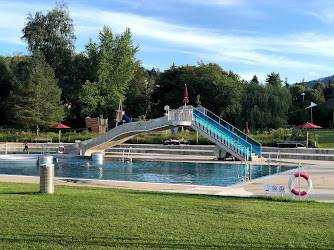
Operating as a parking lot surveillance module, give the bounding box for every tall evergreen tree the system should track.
[6,51,64,133]
[250,75,259,84]
[266,72,283,87]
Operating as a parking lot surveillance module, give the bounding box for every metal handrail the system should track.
[195,107,262,156]
[193,109,253,148]
[193,112,251,159]
[0,143,7,154]
[203,108,262,148]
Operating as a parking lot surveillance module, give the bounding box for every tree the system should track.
[124,62,150,118]
[6,51,64,133]
[240,81,291,129]
[324,79,334,100]
[266,72,282,87]
[153,63,243,123]
[250,75,259,84]
[21,2,77,104]
[21,2,76,70]
[79,26,139,118]
[284,78,289,88]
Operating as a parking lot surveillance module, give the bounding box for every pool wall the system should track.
[0,142,75,154]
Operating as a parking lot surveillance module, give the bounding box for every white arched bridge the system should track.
[65,106,262,161]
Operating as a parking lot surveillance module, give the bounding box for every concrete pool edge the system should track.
[0,153,334,203]
[1,163,334,203]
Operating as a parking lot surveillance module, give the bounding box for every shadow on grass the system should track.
[0,234,240,249]
[0,191,42,195]
[120,189,323,203]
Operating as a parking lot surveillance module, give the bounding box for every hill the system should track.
[306,75,334,88]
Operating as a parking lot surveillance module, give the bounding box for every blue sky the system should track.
[1,0,334,84]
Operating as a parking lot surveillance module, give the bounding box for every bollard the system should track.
[39,155,53,165]
[40,164,54,193]
[92,152,104,164]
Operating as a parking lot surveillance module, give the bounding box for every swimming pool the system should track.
[0,158,295,186]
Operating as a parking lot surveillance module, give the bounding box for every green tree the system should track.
[124,62,150,118]
[240,81,291,129]
[21,2,76,70]
[6,51,64,133]
[266,72,283,87]
[250,75,259,84]
[153,63,243,123]
[79,26,139,118]
[284,78,289,88]
[324,79,334,100]
[0,53,30,124]
[21,2,77,105]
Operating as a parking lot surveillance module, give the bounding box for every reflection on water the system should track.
[0,159,295,187]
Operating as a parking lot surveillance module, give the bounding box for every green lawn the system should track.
[312,129,334,148]
[0,183,333,249]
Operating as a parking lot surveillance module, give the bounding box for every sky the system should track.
[1,0,334,84]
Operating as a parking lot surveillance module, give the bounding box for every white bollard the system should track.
[92,152,104,164]
[39,155,53,165]
[40,164,54,193]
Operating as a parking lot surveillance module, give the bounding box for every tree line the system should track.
[0,3,333,132]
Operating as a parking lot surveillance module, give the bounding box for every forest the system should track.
[0,3,334,133]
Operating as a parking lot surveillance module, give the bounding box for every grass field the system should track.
[0,182,333,249]
[313,129,334,148]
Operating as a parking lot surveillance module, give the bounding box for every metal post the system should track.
[306,131,309,148]
[311,107,313,124]
[298,163,301,200]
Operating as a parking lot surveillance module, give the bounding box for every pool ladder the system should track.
[122,147,133,163]
[41,145,51,154]
[238,152,252,182]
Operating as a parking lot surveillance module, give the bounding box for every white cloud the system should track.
[1,0,334,78]
[69,5,334,73]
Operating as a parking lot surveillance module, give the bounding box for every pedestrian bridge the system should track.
[65,106,262,161]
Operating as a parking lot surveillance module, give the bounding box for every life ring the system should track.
[288,172,312,196]
[57,146,65,154]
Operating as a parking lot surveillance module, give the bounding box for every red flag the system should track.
[183,84,189,104]
[245,122,249,135]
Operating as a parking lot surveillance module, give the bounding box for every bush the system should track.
[251,128,291,147]
[291,129,318,148]
[0,127,99,143]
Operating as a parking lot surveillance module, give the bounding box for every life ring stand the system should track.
[57,146,65,154]
[288,172,312,196]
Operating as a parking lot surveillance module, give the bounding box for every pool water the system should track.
[0,159,295,186]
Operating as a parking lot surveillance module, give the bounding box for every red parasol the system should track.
[183,84,189,104]
[50,123,71,142]
[245,122,249,135]
[50,123,70,129]
[295,122,322,129]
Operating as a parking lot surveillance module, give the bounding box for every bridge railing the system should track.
[197,108,262,157]
[167,106,193,122]
[193,110,251,160]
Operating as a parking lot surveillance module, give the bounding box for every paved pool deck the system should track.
[0,156,333,203]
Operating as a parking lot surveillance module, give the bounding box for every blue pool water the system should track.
[0,158,295,186]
